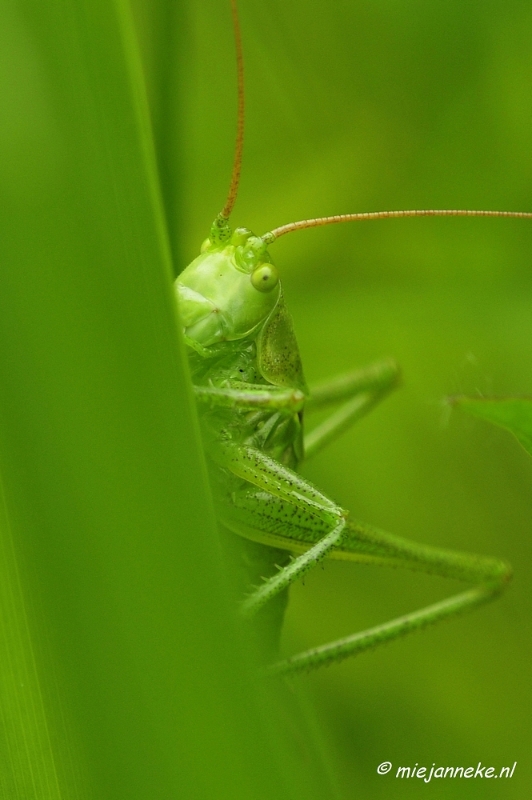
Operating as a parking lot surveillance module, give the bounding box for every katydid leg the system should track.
[216,444,349,615]
[266,583,506,677]
[306,359,400,411]
[304,392,386,460]
[217,443,510,673]
[304,360,400,460]
[194,382,304,411]
[263,515,510,675]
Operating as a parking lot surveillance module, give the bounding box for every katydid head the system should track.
[175,0,279,353]
[176,228,280,351]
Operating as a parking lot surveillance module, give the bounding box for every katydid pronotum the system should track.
[176,0,529,676]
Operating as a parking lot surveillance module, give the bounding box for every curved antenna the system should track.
[262,208,532,243]
[212,0,244,241]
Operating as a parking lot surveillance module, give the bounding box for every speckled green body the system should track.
[190,342,300,653]
[175,226,510,676]
[177,230,308,656]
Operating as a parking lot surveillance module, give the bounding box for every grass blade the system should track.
[0,2,326,797]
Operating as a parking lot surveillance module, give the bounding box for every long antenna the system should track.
[212,0,244,241]
[262,208,532,243]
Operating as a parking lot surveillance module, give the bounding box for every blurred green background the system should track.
[2,0,529,797]
[173,0,532,797]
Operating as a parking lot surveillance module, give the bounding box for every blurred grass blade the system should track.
[0,479,63,798]
[454,396,532,457]
[0,2,322,798]
[129,0,186,270]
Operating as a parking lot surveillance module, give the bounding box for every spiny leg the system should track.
[240,518,346,619]
[201,372,510,675]
[222,439,510,590]
[194,359,398,416]
[265,587,503,678]
[217,446,510,674]
[230,483,509,603]
[215,443,349,618]
[194,361,399,460]
[264,515,511,676]
[304,359,400,460]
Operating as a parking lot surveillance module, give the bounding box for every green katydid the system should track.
[176,0,529,676]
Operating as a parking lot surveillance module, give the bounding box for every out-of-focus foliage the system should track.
[456,397,532,456]
[177,1,532,798]
[3,0,529,797]
[0,2,332,798]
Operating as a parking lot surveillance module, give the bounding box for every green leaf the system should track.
[0,2,330,798]
[454,397,532,457]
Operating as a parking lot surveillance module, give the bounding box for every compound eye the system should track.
[251,263,279,293]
